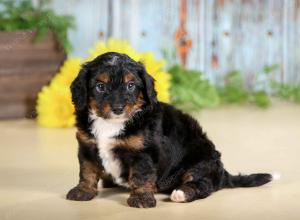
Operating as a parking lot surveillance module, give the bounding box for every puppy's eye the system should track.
[96,82,106,92]
[127,81,136,91]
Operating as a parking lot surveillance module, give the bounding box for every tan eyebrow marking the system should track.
[123,72,135,83]
[97,73,110,83]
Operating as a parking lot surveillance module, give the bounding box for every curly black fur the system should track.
[66,52,273,208]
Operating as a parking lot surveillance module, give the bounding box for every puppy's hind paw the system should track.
[170,190,186,203]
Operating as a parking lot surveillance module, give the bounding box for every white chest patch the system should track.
[89,112,128,187]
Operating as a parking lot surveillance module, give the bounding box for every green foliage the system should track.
[263,64,300,104]
[166,52,300,110]
[0,0,75,53]
[168,65,276,110]
[260,64,300,105]
[272,82,300,103]
[218,70,271,108]
[252,91,271,108]
[218,71,249,103]
[168,65,220,111]
[263,64,280,75]
[161,47,177,69]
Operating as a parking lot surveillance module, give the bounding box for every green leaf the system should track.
[253,91,271,108]
[263,64,279,74]
[0,0,75,53]
[218,71,249,103]
[169,65,220,111]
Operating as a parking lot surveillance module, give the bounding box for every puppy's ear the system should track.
[138,63,158,107]
[70,66,89,111]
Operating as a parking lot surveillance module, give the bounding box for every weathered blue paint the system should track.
[51,0,300,84]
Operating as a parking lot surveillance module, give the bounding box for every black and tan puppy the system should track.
[66,52,274,208]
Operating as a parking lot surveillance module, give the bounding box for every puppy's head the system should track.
[71,52,157,120]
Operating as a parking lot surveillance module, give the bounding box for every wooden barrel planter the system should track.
[0,30,66,119]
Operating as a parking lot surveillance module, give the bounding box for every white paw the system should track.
[272,172,281,181]
[170,190,186,203]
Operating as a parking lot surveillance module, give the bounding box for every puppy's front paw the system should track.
[66,186,97,201]
[127,192,156,208]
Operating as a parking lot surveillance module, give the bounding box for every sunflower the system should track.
[139,52,171,102]
[50,58,81,87]
[36,39,171,128]
[36,84,75,128]
[88,39,141,62]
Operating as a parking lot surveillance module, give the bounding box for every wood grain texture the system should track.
[55,0,300,84]
[2,0,298,119]
[0,31,66,119]
[50,0,110,58]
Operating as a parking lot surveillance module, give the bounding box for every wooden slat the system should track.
[0,59,64,73]
[0,70,57,92]
[50,0,110,58]
[0,31,59,50]
[0,70,55,119]
[0,102,35,119]
[0,31,66,118]
[0,50,65,65]
[102,0,300,84]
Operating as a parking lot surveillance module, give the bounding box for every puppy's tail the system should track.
[223,171,277,188]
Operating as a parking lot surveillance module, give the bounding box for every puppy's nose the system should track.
[112,105,124,115]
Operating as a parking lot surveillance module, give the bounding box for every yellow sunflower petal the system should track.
[36,84,75,128]
[36,38,171,128]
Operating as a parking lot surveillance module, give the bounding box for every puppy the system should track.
[67,52,273,208]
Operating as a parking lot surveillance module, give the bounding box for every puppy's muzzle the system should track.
[112,104,125,115]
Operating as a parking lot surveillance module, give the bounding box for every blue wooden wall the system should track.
[51,0,300,84]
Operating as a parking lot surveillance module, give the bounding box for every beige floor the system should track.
[1,101,300,220]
